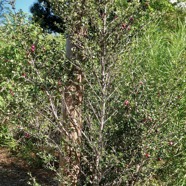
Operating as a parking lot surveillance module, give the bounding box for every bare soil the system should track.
[0,147,57,186]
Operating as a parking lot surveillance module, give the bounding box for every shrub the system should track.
[0,2,185,185]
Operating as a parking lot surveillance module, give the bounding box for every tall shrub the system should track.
[1,0,185,185]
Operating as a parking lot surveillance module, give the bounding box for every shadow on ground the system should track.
[0,148,57,186]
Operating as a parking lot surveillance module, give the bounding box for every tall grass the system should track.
[119,19,186,185]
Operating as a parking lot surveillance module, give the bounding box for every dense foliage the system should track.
[0,0,186,185]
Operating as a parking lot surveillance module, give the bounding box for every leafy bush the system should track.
[0,2,185,185]
[0,11,65,167]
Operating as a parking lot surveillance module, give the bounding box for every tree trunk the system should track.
[59,37,83,186]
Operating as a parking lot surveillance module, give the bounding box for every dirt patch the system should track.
[0,147,57,186]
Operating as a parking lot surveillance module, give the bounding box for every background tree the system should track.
[30,0,65,33]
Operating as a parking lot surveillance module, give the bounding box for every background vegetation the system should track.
[0,0,186,185]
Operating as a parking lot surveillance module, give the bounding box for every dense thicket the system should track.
[0,0,186,185]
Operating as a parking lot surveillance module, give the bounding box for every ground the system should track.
[0,147,57,186]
